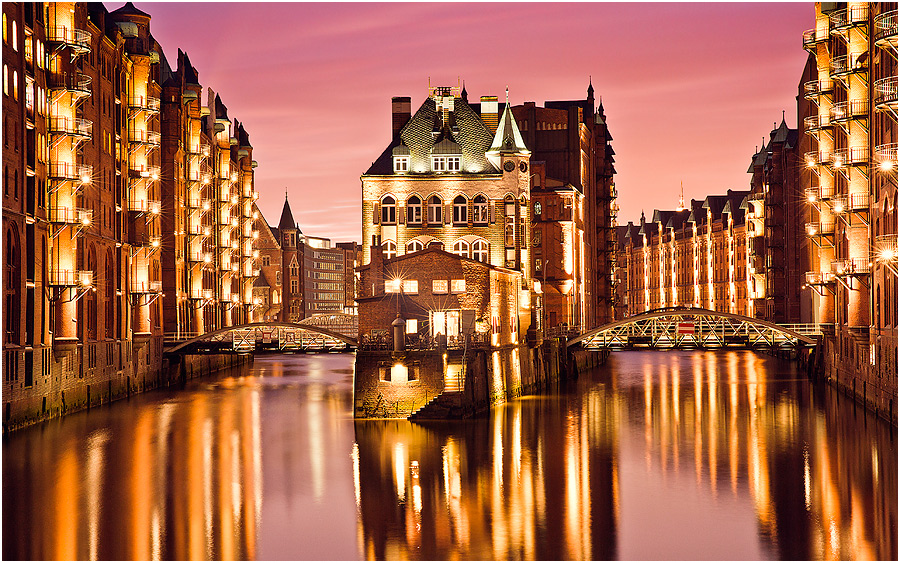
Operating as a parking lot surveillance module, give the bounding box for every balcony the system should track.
[803,79,834,101]
[188,251,213,264]
[805,150,832,167]
[128,129,161,147]
[48,117,92,141]
[806,221,835,237]
[830,54,867,77]
[847,192,869,211]
[802,26,829,51]
[130,280,162,294]
[129,165,161,181]
[806,185,836,202]
[128,96,160,114]
[829,5,868,34]
[45,26,91,55]
[875,143,898,170]
[187,197,212,211]
[48,72,91,99]
[49,269,93,287]
[49,206,92,226]
[49,162,92,183]
[186,144,211,158]
[873,76,898,112]
[874,10,898,49]
[829,100,868,123]
[188,223,211,238]
[134,235,162,249]
[832,258,870,276]
[189,288,215,301]
[831,146,869,168]
[804,114,832,133]
[805,271,836,285]
[127,198,161,214]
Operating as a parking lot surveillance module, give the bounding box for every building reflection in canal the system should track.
[353,351,896,561]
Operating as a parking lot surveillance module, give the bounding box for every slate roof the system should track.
[365,94,498,175]
[111,2,150,18]
[278,197,298,232]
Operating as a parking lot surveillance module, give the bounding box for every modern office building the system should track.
[801,1,897,415]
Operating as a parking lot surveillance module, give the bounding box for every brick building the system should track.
[1,2,260,429]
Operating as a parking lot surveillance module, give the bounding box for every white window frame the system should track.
[447,156,461,172]
[406,240,424,253]
[407,196,422,224]
[427,196,442,224]
[473,196,488,224]
[382,240,397,259]
[452,196,467,224]
[432,279,448,294]
[393,156,409,173]
[452,240,469,258]
[473,240,489,263]
[450,279,466,294]
[401,280,418,294]
[431,156,446,172]
[381,196,396,224]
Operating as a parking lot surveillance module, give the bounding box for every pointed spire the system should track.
[278,192,298,232]
[677,182,685,212]
[587,75,594,96]
[486,88,530,168]
[460,80,468,101]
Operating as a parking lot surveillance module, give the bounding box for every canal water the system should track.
[3,351,896,560]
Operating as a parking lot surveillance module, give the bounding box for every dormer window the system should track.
[393,156,409,173]
[431,156,460,173]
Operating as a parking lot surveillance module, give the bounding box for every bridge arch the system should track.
[166,321,358,355]
[568,307,817,349]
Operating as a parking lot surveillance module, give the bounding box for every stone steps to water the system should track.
[409,391,465,420]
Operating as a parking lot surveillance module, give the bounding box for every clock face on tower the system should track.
[503,160,516,172]
[519,162,527,172]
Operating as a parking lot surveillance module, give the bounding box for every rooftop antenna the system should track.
[677,182,685,212]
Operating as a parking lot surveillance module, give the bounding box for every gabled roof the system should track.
[253,275,270,288]
[278,197,299,232]
[486,101,529,167]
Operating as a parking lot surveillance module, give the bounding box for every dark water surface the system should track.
[3,351,896,560]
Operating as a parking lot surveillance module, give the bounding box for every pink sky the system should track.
[133,2,812,242]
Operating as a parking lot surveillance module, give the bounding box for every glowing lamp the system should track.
[151,238,160,248]
[79,272,92,287]
[81,173,91,184]
[231,294,240,303]
[203,253,212,263]
[880,160,895,172]
[833,202,844,214]
[879,248,896,261]
[807,192,817,203]
[202,200,211,211]
[150,202,161,215]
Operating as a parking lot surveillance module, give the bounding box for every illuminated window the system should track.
[393,155,409,173]
[401,280,418,294]
[11,20,15,51]
[3,65,7,96]
[450,279,466,294]
[406,319,417,334]
[473,240,488,263]
[407,196,422,224]
[12,71,16,101]
[473,195,488,224]
[406,240,423,253]
[452,240,469,258]
[2,14,6,44]
[447,156,460,172]
[432,280,448,294]
[452,195,467,224]
[432,156,446,172]
[385,278,401,293]
[505,196,516,246]
[382,240,396,259]
[427,195,442,224]
[291,279,298,293]
[381,195,396,224]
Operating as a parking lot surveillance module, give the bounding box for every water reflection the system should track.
[354,351,896,561]
[3,351,896,560]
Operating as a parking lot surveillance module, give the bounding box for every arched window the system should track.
[12,70,16,101]
[85,246,97,339]
[407,196,422,224]
[106,250,115,338]
[452,195,467,224]
[473,195,488,224]
[406,240,423,253]
[11,20,15,51]
[5,228,20,343]
[427,195,442,224]
[504,195,516,247]
[473,240,489,263]
[452,240,469,258]
[381,195,396,224]
[427,240,444,251]
[2,14,6,44]
[382,240,397,259]
[3,64,7,96]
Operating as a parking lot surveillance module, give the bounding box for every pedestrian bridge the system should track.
[568,307,820,350]
[165,314,359,355]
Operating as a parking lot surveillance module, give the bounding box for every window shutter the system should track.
[373,202,380,225]
[489,202,495,224]
[468,202,473,227]
[445,204,451,224]
[399,206,405,225]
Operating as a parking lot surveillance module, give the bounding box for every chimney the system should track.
[481,96,498,133]
[391,96,411,138]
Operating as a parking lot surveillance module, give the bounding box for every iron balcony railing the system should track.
[832,258,870,275]
[133,235,162,249]
[829,5,868,32]
[806,185,835,202]
[48,162,92,182]
[848,192,869,211]
[874,76,898,110]
[186,144,211,158]
[130,280,162,294]
[187,197,212,210]
[805,271,836,285]
[830,54,867,76]
[128,96,160,113]
[805,150,832,166]
[49,206,92,225]
[188,251,213,264]
[804,114,831,132]
[832,146,869,168]
[128,129,161,147]
[830,99,869,123]
[129,164,161,180]
[48,72,92,96]
[45,26,91,53]
[50,269,93,287]
[48,117,92,140]
[127,198,161,214]
[803,79,834,100]
[874,10,898,45]
[802,26,829,50]
[188,288,215,300]
[806,221,835,236]
[875,143,898,167]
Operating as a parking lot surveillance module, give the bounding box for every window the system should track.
[406,240,423,253]
[11,20,15,51]
[474,195,488,224]
[381,196,396,224]
[385,279,401,293]
[473,240,488,263]
[505,196,516,247]
[291,279,299,293]
[393,156,409,173]
[401,280,418,294]
[450,279,466,294]
[407,196,422,224]
[261,255,270,267]
[405,319,418,335]
[452,240,469,258]
[3,65,7,96]
[427,195,442,224]
[290,262,298,277]
[431,156,446,172]
[12,71,16,101]
[452,195,467,224]
[447,156,460,172]
[432,279,448,294]
[2,14,5,44]
[382,240,396,259]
